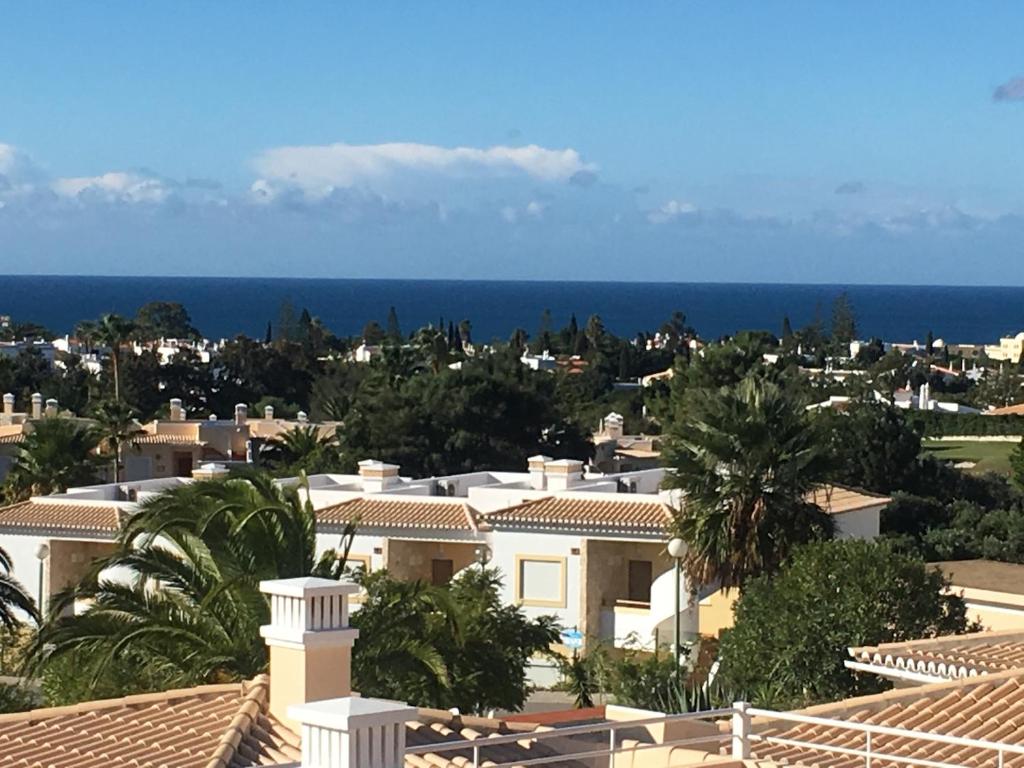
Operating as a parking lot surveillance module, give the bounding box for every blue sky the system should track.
[2,2,1024,283]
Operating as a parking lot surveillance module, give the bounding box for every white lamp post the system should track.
[34,542,50,615]
[667,537,686,671]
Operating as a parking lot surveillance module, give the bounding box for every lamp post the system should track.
[474,543,492,569]
[667,537,686,671]
[34,542,50,616]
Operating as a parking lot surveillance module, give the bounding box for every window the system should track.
[431,558,454,586]
[627,560,653,604]
[515,556,566,607]
[173,452,194,477]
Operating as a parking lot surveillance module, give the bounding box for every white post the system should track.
[731,701,751,759]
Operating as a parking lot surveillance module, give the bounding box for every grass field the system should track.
[921,439,1019,475]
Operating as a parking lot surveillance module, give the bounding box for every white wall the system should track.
[1,533,47,608]
[488,530,583,630]
[833,506,882,540]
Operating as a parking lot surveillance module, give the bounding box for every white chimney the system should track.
[544,459,585,492]
[358,460,400,493]
[289,697,416,768]
[527,455,552,490]
[603,412,624,440]
[260,577,361,732]
[169,398,183,421]
[919,383,931,411]
[235,403,248,426]
[298,410,309,424]
[44,398,58,418]
[2,393,14,420]
[30,393,43,420]
[264,404,275,420]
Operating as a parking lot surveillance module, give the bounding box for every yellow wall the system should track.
[698,588,739,637]
[384,539,479,583]
[46,539,117,613]
[581,540,673,645]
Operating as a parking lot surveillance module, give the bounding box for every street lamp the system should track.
[667,537,686,671]
[474,543,492,569]
[34,542,50,616]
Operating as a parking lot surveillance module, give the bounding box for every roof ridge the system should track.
[0,681,248,725]
[203,674,271,768]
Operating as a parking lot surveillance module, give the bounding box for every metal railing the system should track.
[405,702,1024,768]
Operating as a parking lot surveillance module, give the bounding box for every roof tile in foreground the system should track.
[317,497,480,531]
[0,675,299,768]
[484,496,673,532]
[746,669,1024,768]
[0,500,122,534]
[849,629,1024,680]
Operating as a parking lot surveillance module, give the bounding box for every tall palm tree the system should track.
[2,419,102,503]
[93,314,136,402]
[30,471,353,691]
[663,374,834,592]
[0,545,38,631]
[259,424,342,475]
[92,400,143,483]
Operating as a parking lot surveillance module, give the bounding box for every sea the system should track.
[2,276,1023,344]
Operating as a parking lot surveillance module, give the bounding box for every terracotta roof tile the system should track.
[317,497,480,531]
[484,496,673,532]
[0,433,26,445]
[132,434,203,446]
[850,630,1024,681]
[744,669,1024,768]
[807,484,892,514]
[0,500,122,534]
[0,676,298,768]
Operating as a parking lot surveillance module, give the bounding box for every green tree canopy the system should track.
[2,419,102,503]
[663,373,834,590]
[718,540,974,709]
[0,545,38,632]
[133,302,199,340]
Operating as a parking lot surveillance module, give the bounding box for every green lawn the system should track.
[921,439,1019,475]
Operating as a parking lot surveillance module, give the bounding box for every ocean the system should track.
[2,276,1023,344]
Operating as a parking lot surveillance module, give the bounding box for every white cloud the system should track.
[251,141,596,199]
[52,172,172,204]
[648,199,698,224]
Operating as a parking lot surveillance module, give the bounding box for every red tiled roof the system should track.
[484,496,673,532]
[0,676,298,768]
[0,433,25,445]
[850,630,1024,681]
[0,500,122,534]
[132,434,202,446]
[317,498,480,531]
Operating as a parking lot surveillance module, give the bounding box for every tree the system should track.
[2,420,102,503]
[1012,439,1024,493]
[29,472,354,694]
[817,401,922,494]
[362,321,385,345]
[830,292,857,350]
[781,316,794,343]
[92,400,143,483]
[260,425,343,475]
[351,567,559,713]
[386,306,402,344]
[663,374,834,591]
[0,545,38,632]
[78,314,135,402]
[718,540,975,709]
[134,302,199,340]
[276,300,297,343]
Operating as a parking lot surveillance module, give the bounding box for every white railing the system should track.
[405,708,732,768]
[405,702,1024,768]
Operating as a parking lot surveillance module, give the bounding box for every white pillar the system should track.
[731,701,751,759]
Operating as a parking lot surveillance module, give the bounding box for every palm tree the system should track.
[663,374,834,592]
[260,424,342,475]
[2,419,102,503]
[30,471,354,691]
[0,545,38,631]
[93,314,136,402]
[92,400,143,483]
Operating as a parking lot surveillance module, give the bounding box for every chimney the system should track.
[289,697,416,768]
[544,459,585,492]
[358,460,400,493]
[169,398,183,422]
[260,577,361,732]
[919,383,930,411]
[2,393,13,421]
[234,403,248,426]
[264,404,275,420]
[603,412,624,440]
[527,455,552,490]
[44,398,58,418]
[297,410,309,424]
[30,392,43,420]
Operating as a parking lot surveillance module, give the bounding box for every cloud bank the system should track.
[2,138,1024,284]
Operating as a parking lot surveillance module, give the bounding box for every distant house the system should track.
[985,331,1024,362]
[936,559,1024,631]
